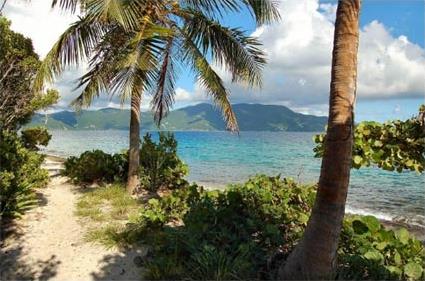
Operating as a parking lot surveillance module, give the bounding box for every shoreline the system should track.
[44,153,425,241]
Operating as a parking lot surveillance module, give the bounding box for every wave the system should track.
[345,206,425,229]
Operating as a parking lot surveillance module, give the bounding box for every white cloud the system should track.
[3,0,77,58]
[358,21,425,98]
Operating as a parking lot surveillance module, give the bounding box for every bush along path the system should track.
[0,156,145,281]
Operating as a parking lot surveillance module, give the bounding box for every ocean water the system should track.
[43,130,425,228]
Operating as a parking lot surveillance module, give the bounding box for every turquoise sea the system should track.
[43,130,425,228]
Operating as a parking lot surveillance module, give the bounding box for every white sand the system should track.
[0,158,145,281]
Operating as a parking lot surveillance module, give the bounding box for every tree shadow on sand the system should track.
[89,248,147,281]
[0,190,60,281]
[0,243,61,280]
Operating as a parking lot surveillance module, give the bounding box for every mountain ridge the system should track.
[28,103,327,132]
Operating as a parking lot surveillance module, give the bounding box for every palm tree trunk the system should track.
[127,91,142,194]
[279,0,361,279]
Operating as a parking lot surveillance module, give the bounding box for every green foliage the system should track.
[20,127,52,150]
[0,17,55,221]
[314,106,425,173]
[338,215,425,280]
[0,16,59,130]
[63,150,128,184]
[63,133,188,190]
[30,89,60,112]
[139,133,188,191]
[133,175,316,280]
[71,173,424,280]
[0,130,49,219]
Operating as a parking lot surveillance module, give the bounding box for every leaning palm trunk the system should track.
[127,91,142,194]
[279,0,361,279]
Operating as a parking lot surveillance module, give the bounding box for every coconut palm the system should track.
[279,0,361,279]
[34,0,280,193]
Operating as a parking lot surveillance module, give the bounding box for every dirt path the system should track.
[0,157,145,281]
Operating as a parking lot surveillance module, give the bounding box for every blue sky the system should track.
[3,0,425,122]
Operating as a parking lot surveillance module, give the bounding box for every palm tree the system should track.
[279,0,361,279]
[34,0,280,193]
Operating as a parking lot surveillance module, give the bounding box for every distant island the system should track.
[28,103,327,132]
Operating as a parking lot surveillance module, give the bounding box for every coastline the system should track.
[44,154,424,241]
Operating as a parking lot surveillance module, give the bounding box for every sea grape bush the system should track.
[20,126,52,150]
[134,175,316,280]
[338,215,425,280]
[63,150,128,183]
[139,133,188,191]
[119,175,425,280]
[0,130,49,219]
[314,106,425,173]
[63,133,188,191]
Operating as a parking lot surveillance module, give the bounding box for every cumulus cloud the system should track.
[3,0,77,58]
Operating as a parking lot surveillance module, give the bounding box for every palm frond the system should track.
[51,0,81,13]
[32,14,104,93]
[71,26,131,108]
[242,0,280,24]
[70,59,110,109]
[179,0,280,24]
[180,29,238,132]
[151,36,177,125]
[179,0,241,18]
[84,0,142,30]
[110,39,159,103]
[182,10,266,87]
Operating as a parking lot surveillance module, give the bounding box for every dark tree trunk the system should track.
[127,91,141,194]
[279,0,361,279]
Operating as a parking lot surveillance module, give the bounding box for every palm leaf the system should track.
[242,0,280,24]
[181,9,266,87]
[151,36,177,125]
[33,14,104,93]
[180,29,238,132]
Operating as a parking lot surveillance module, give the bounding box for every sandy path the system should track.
[0,158,145,281]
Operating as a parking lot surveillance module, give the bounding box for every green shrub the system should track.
[338,215,425,280]
[0,130,49,219]
[135,175,316,280]
[63,150,127,183]
[123,175,424,281]
[140,133,188,191]
[63,133,188,191]
[313,114,425,173]
[20,126,51,150]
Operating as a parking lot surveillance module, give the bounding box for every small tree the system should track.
[0,16,59,130]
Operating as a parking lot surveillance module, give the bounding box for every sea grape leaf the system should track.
[386,265,402,277]
[353,155,363,165]
[394,251,402,265]
[404,262,423,279]
[361,215,381,233]
[395,228,410,245]
[352,219,369,235]
[364,250,384,262]
[375,241,388,251]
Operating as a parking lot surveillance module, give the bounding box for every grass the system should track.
[75,183,141,247]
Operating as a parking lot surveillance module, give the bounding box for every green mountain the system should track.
[28,103,327,131]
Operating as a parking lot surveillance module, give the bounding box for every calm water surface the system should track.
[43,130,425,227]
